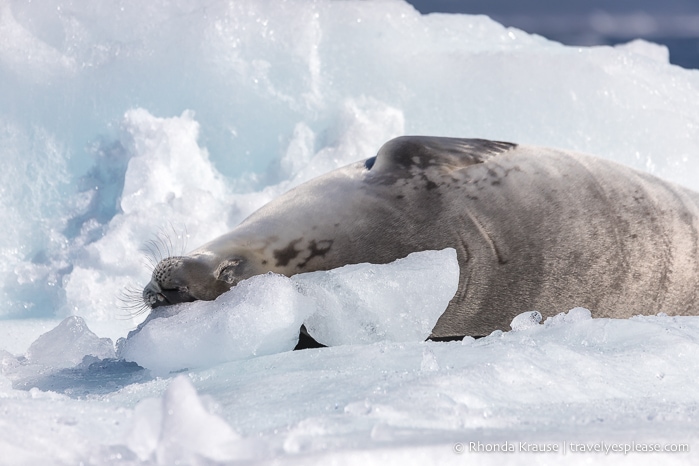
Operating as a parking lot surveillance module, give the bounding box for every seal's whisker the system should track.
[141,256,156,271]
[116,283,151,320]
[170,222,189,257]
[141,245,157,265]
[165,227,175,258]
[140,242,160,269]
[153,222,190,260]
[149,238,166,263]
[143,240,156,263]
[156,232,170,260]
[180,224,189,256]
[155,238,165,261]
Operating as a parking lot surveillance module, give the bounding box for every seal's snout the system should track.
[142,281,166,308]
[143,282,197,309]
[143,256,198,308]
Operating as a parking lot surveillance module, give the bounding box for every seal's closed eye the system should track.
[215,258,245,285]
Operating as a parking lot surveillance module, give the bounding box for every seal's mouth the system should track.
[143,283,197,309]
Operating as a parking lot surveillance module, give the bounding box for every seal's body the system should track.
[143,137,699,338]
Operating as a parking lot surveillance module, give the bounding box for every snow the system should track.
[1,0,699,464]
[2,310,699,464]
[126,375,245,464]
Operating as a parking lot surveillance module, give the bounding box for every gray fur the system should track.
[143,136,699,338]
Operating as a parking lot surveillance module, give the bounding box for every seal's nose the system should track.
[142,279,197,309]
[142,281,166,308]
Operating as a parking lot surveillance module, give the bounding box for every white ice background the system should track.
[1,0,699,464]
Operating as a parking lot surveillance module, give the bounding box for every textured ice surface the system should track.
[118,249,458,375]
[297,248,459,345]
[1,316,143,396]
[509,310,543,331]
[126,375,246,464]
[117,273,313,376]
[25,316,115,368]
[2,311,699,464]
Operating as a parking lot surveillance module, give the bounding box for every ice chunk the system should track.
[25,316,115,368]
[0,349,20,375]
[157,376,241,463]
[118,249,458,374]
[0,317,133,395]
[296,248,459,346]
[543,307,593,328]
[615,39,670,64]
[461,336,476,345]
[510,310,543,331]
[117,273,315,375]
[126,375,241,464]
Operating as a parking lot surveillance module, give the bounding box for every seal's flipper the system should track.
[368,136,516,175]
[293,325,326,350]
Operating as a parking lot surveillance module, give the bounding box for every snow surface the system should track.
[2,310,699,464]
[1,0,699,464]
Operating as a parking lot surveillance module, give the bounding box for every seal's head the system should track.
[142,250,259,308]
